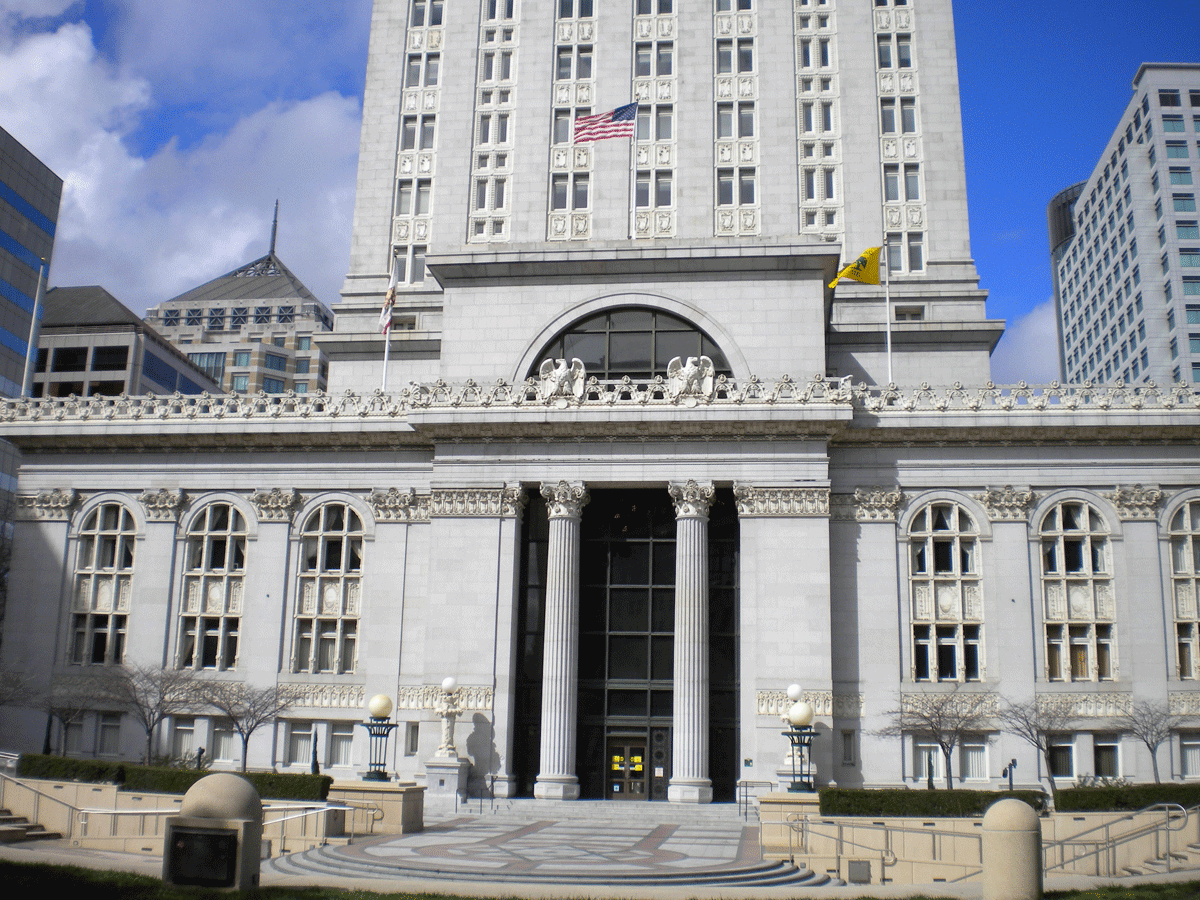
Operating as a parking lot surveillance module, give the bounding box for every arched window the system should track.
[71,503,136,665]
[179,503,246,671]
[293,503,363,674]
[1170,500,1200,679]
[1040,500,1114,682]
[908,501,982,682]
[530,307,731,381]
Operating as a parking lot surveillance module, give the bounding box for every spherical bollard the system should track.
[981,798,1042,900]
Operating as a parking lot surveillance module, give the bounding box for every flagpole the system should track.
[21,260,46,397]
[883,235,893,386]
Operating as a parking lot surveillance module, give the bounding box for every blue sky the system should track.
[2,1,1198,383]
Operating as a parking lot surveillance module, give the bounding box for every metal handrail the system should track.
[1042,803,1194,877]
[0,769,85,839]
[736,780,773,820]
[786,814,909,881]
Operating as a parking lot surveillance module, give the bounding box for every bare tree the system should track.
[0,665,37,709]
[108,664,201,764]
[199,681,295,772]
[1117,700,1184,784]
[877,687,996,789]
[998,695,1077,798]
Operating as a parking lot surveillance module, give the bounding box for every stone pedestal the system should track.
[424,757,471,804]
[534,481,588,801]
[667,480,714,804]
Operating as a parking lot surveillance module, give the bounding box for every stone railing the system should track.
[1,379,1195,426]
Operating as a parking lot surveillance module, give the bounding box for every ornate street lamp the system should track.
[361,694,397,781]
[781,683,816,792]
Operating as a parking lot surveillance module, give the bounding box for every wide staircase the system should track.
[266,799,843,888]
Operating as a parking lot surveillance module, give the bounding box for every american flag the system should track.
[574,103,638,143]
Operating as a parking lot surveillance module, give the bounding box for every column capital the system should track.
[540,481,589,519]
[669,480,715,518]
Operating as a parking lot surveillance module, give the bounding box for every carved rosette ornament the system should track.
[251,488,303,522]
[139,488,187,522]
[431,487,527,518]
[669,480,715,518]
[831,487,904,522]
[976,485,1037,522]
[540,481,589,520]
[1106,484,1166,521]
[368,488,431,522]
[733,484,830,517]
[15,488,79,521]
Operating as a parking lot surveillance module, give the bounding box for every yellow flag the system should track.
[829,246,882,288]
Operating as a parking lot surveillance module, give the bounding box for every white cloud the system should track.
[989,298,1063,385]
[0,15,361,313]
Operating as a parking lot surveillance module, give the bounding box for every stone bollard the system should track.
[163,773,263,891]
[981,798,1042,900]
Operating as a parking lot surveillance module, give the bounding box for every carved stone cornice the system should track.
[540,481,589,519]
[756,690,863,719]
[1037,692,1132,719]
[368,488,431,522]
[283,683,366,710]
[976,485,1037,522]
[669,480,715,518]
[15,488,78,521]
[830,487,904,522]
[395,684,493,711]
[1105,484,1167,521]
[430,486,526,518]
[251,488,303,522]
[139,488,188,522]
[733,484,830,517]
[1169,692,1200,717]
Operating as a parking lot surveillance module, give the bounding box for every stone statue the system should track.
[434,679,462,758]
[538,357,586,402]
[667,355,715,401]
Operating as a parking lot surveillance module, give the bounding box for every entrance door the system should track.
[607,738,647,799]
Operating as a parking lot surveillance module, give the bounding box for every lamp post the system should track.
[361,694,397,781]
[1002,758,1017,792]
[781,683,817,792]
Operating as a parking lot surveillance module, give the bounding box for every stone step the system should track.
[432,798,758,826]
[266,843,838,888]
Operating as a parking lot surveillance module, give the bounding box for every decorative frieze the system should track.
[430,487,526,518]
[1106,484,1166,521]
[976,485,1037,522]
[139,488,188,522]
[733,484,830,517]
[251,488,302,522]
[669,480,714,518]
[756,690,863,719]
[1169,692,1200,717]
[15,488,78,521]
[1036,692,1133,719]
[831,487,904,522]
[368,488,431,522]
[395,684,493,712]
[284,683,366,710]
[540,481,588,519]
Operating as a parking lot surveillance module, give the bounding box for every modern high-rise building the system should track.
[145,250,334,395]
[1,3,1199,807]
[1051,63,1200,386]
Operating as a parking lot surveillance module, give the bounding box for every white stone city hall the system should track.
[2,0,1200,801]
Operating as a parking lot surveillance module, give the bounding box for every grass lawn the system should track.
[2,859,1200,900]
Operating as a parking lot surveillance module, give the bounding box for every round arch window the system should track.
[529,307,732,381]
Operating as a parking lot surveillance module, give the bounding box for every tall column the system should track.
[668,480,714,803]
[534,481,589,800]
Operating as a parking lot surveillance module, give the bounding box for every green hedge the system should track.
[17,755,332,801]
[819,787,1046,817]
[1055,784,1200,812]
